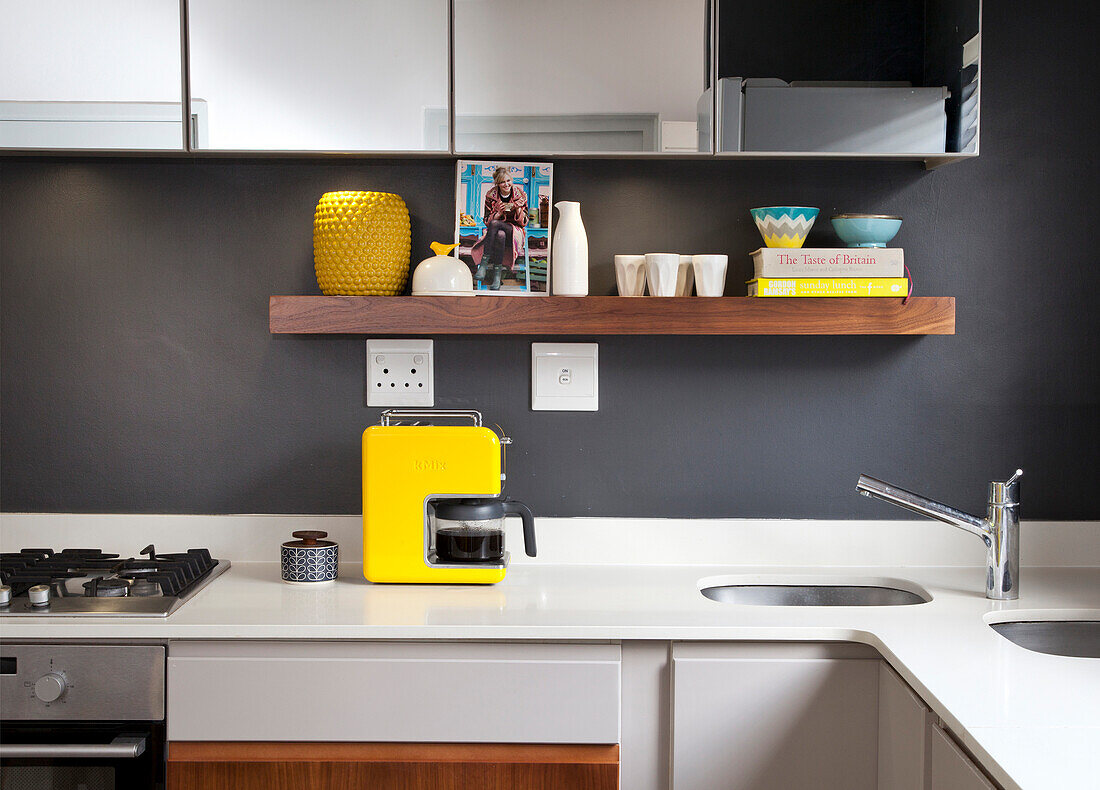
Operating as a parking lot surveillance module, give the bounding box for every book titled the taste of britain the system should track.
[751,247,904,279]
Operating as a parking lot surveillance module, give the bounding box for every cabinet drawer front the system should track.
[167,743,620,790]
[168,760,618,790]
[929,725,997,790]
[167,642,620,743]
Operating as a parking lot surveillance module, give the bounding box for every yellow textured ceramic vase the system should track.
[313,191,411,295]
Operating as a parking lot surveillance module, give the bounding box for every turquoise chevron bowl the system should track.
[749,206,820,248]
[831,214,903,248]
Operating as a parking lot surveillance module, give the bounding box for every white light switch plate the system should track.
[531,342,598,411]
[366,339,434,407]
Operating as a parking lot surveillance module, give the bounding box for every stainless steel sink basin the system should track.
[700,582,930,607]
[990,621,1100,658]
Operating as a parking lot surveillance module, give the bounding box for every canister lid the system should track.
[283,530,336,548]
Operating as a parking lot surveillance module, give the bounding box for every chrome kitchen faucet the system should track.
[856,470,1022,600]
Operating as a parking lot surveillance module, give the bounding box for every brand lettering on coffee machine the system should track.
[413,459,448,472]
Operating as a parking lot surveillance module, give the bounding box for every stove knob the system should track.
[34,672,67,703]
[28,584,51,607]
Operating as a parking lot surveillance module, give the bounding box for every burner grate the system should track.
[1,547,218,598]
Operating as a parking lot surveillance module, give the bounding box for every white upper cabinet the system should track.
[0,0,184,150]
[2,0,980,163]
[186,0,449,152]
[453,0,713,155]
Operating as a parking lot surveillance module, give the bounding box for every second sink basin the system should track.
[700,576,931,607]
[990,620,1100,658]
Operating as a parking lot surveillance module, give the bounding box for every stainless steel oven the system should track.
[0,645,165,790]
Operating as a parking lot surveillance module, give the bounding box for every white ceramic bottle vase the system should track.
[551,201,589,296]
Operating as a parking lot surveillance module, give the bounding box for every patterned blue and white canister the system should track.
[280,531,339,584]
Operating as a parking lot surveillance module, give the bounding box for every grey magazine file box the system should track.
[716,77,743,152]
[741,80,949,154]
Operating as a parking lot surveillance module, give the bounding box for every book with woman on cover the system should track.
[456,161,552,295]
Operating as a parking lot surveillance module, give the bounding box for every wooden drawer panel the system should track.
[167,742,619,790]
[167,642,620,743]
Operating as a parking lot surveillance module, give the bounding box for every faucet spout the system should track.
[856,470,1022,600]
[856,475,990,543]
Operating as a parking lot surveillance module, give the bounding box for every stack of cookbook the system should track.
[746,248,908,297]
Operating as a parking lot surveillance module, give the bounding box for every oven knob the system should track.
[34,672,67,703]
[28,584,51,607]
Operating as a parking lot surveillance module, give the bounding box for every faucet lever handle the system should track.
[989,468,1023,506]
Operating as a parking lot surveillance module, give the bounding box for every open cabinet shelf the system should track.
[268,295,955,335]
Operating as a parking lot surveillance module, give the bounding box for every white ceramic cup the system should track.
[677,255,695,296]
[614,254,647,296]
[644,253,680,297]
[692,254,729,297]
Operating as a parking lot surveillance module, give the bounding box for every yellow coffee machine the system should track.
[362,409,536,584]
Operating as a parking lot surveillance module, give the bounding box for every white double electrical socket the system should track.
[366,339,434,407]
[531,342,598,411]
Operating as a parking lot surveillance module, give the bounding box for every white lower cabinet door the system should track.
[671,643,880,790]
[878,663,931,790]
[928,724,997,790]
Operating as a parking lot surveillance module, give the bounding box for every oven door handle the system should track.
[0,735,146,759]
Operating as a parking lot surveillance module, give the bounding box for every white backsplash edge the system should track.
[2,513,1098,568]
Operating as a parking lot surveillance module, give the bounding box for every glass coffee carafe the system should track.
[432,498,536,563]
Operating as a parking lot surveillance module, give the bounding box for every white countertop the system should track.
[3,515,1099,789]
[2,561,1098,790]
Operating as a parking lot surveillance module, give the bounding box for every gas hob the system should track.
[0,545,230,617]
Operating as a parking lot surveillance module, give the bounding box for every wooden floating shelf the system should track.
[269,295,955,336]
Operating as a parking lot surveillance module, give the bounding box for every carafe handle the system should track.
[503,500,537,557]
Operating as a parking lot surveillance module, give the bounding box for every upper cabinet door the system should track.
[0,0,184,151]
[716,0,980,157]
[453,0,713,155]
[187,0,449,152]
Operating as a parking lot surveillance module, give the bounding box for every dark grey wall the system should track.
[718,0,927,85]
[2,2,1098,519]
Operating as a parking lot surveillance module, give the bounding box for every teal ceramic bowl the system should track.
[831,214,903,248]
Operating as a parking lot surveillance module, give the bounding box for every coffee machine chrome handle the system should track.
[503,500,537,557]
[380,409,482,427]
